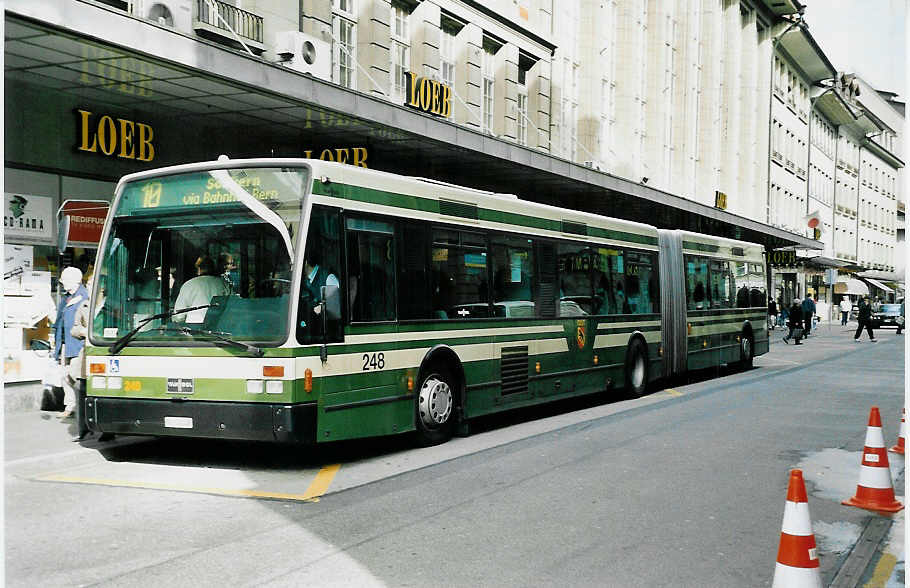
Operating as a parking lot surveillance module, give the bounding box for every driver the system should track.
[173,255,230,323]
[299,251,338,328]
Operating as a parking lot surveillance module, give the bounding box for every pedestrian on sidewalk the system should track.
[853,296,877,342]
[768,298,778,331]
[783,300,803,345]
[801,294,816,338]
[54,267,88,419]
[839,296,852,326]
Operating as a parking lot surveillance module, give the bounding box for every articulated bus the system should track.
[83,158,768,445]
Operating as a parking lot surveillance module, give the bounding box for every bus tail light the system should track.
[90,363,105,374]
[263,365,284,377]
[304,368,313,393]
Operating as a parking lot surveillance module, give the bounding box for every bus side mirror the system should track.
[321,285,341,320]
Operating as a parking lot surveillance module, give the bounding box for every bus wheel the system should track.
[740,332,754,369]
[415,369,455,446]
[624,338,649,398]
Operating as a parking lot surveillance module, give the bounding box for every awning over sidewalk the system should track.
[804,256,850,268]
[861,277,894,293]
[835,279,869,295]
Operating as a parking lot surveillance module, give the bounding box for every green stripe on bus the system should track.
[315,181,659,246]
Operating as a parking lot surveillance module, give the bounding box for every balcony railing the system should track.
[195,0,263,47]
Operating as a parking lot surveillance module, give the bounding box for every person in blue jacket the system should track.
[54,266,88,419]
[801,294,816,338]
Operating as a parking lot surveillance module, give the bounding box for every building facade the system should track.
[4,0,902,381]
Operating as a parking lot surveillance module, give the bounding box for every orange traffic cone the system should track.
[772,470,822,588]
[842,406,904,514]
[889,407,905,455]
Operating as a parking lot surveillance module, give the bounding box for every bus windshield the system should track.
[90,166,308,346]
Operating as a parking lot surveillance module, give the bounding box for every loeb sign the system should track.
[404,72,452,118]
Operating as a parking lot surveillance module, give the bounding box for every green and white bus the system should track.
[83,158,768,445]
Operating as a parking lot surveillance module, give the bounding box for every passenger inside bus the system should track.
[173,255,231,323]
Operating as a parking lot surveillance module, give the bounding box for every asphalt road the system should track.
[4,324,906,587]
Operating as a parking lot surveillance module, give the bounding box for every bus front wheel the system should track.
[624,338,649,398]
[414,369,455,446]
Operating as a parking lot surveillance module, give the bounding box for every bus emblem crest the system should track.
[576,321,586,350]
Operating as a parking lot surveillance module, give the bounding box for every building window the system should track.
[332,11,356,89]
[517,92,528,146]
[440,14,462,88]
[481,37,499,134]
[390,1,411,102]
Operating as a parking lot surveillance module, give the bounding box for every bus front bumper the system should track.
[84,397,317,443]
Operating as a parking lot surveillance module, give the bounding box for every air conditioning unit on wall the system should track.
[275,31,332,81]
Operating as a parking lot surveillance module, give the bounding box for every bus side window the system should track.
[710,259,734,309]
[431,229,489,319]
[624,250,659,314]
[398,221,432,320]
[491,235,535,318]
[346,217,396,322]
[685,255,709,311]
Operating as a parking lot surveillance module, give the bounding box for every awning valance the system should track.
[834,279,869,295]
[861,277,894,293]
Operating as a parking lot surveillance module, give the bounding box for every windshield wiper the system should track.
[108,304,214,355]
[161,326,264,357]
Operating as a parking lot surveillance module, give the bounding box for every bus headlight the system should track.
[246,380,263,394]
[92,376,106,389]
[266,380,283,394]
[107,377,122,390]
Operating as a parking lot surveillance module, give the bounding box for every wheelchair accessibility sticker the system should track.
[109,359,120,374]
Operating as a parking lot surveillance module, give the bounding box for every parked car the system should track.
[870,303,905,330]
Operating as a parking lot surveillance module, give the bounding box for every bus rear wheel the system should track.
[624,338,649,398]
[414,368,455,446]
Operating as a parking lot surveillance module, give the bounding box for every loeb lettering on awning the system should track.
[62,200,109,244]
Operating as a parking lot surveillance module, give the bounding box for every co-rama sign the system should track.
[404,72,452,118]
[76,109,156,162]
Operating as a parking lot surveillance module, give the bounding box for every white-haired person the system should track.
[54,267,89,419]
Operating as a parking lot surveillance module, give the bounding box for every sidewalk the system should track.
[4,380,47,414]
[768,319,900,345]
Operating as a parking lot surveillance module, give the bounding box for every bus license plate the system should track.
[164,416,193,429]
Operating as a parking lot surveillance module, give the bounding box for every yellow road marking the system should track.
[863,553,897,587]
[664,388,683,397]
[300,463,341,502]
[36,463,342,503]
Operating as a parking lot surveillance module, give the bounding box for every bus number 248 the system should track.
[362,352,385,371]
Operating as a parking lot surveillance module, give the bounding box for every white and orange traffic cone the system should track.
[889,407,905,455]
[772,469,822,588]
[842,406,904,514]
